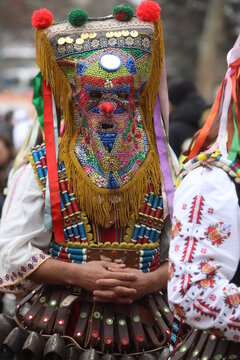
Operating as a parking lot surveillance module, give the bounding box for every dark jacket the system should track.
[169,91,207,157]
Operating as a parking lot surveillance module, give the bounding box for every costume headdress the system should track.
[31,1,174,233]
[187,35,240,162]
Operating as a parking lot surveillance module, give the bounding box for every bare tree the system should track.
[195,0,228,102]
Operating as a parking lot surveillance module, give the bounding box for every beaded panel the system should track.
[58,45,152,189]
[30,145,165,272]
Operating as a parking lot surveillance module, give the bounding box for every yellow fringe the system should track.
[35,19,165,228]
[35,29,76,135]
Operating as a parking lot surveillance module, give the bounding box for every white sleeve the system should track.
[168,165,240,342]
[0,164,51,295]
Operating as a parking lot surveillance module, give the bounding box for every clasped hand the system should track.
[78,261,150,304]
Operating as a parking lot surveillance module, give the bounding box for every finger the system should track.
[111,262,125,267]
[107,266,135,273]
[94,286,136,298]
[96,278,133,288]
[93,296,133,304]
[100,261,112,269]
[103,271,137,281]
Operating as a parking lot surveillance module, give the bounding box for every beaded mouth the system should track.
[98,122,116,133]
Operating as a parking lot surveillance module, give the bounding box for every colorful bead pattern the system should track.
[59,45,151,190]
[130,190,164,245]
[31,145,164,272]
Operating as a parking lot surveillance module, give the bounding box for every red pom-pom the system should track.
[32,8,53,29]
[136,1,161,22]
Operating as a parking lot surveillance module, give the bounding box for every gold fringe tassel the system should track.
[35,19,165,228]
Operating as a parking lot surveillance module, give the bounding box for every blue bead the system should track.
[139,225,146,237]
[32,151,38,163]
[64,228,69,241]
[132,225,140,241]
[72,224,80,238]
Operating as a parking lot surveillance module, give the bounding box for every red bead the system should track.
[27,313,33,320]
[57,319,64,326]
[121,337,129,346]
[137,334,145,342]
[75,331,82,337]
[92,330,99,338]
[105,337,112,345]
[42,316,49,323]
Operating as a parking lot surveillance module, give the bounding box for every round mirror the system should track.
[99,53,122,71]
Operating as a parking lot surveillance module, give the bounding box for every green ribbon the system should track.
[32,72,44,131]
[228,101,240,161]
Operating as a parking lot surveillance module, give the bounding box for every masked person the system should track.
[0,2,176,358]
[168,36,240,358]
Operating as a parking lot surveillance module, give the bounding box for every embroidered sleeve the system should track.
[168,166,240,342]
[0,164,51,295]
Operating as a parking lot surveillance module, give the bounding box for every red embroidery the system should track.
[228,316,240,331]
[181,236,197,263]
[180,273,192,297]
[189,195,204,224]
[193,299,220,320]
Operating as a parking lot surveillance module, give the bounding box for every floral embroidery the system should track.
[197,278,215,290]
[168,262,175,281]
[171,217,182,240]
[204,221,231,247]
[224,286,240,309]
[199,259,220,277]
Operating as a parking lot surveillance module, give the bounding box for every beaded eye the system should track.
[90,90,102,99]
[117,91,128,100]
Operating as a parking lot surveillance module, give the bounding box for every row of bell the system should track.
[0,313,170,360]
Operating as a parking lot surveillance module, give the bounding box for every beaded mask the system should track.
[59,44,151,190]
[34,4,165,227]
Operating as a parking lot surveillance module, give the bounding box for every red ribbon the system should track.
[43,79,65,243]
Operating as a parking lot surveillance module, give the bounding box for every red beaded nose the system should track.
[100,102,114,115]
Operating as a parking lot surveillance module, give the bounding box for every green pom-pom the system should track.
[113,3,134,21]
[68,9,88,26]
